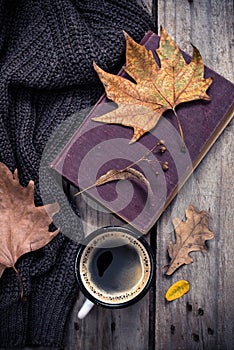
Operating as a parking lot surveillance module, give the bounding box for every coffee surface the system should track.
[90,244,142,293]
[79,231,151,304]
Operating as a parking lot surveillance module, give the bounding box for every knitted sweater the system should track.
[0,0,152,347]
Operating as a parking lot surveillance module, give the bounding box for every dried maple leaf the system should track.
[0,162,60,294]
[92,27,213,144]
[165,205,214,275]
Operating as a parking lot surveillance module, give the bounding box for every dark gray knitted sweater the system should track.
[0,0,151,347]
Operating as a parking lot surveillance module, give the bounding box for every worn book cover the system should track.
[51,31,234,234]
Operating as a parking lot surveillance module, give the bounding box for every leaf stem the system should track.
[173,108,186,152]
[75,182,100,196]
[13,265,25,300]
[122,141,163,170]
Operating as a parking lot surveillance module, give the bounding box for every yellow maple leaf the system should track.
[92,27,213,144]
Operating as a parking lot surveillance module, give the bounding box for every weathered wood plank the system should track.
[156,0,234,349]
[158,0,234,77]
[64,194,151,350]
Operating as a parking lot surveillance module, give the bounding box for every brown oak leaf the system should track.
[165,205,214,275]
[0,162,60,284]
[92,27,213,144]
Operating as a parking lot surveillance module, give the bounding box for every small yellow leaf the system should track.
[165,280,190,301]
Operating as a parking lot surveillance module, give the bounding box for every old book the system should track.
[51,31,234,234]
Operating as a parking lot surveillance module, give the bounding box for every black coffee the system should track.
[90,244,142,293]
[79,231,152,305]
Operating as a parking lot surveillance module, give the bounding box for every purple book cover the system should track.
[51,32,234,234]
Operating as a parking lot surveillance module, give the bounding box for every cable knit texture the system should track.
[0,0,151,347]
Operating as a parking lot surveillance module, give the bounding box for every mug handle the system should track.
[78,299,94,319]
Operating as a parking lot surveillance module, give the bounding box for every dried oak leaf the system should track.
[0,162,60,279]
[165,205,214,275]
[92,27,213,143]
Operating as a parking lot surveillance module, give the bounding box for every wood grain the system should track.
[156,0,234,349]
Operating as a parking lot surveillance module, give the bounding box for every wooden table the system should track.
[26,1,234,349]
